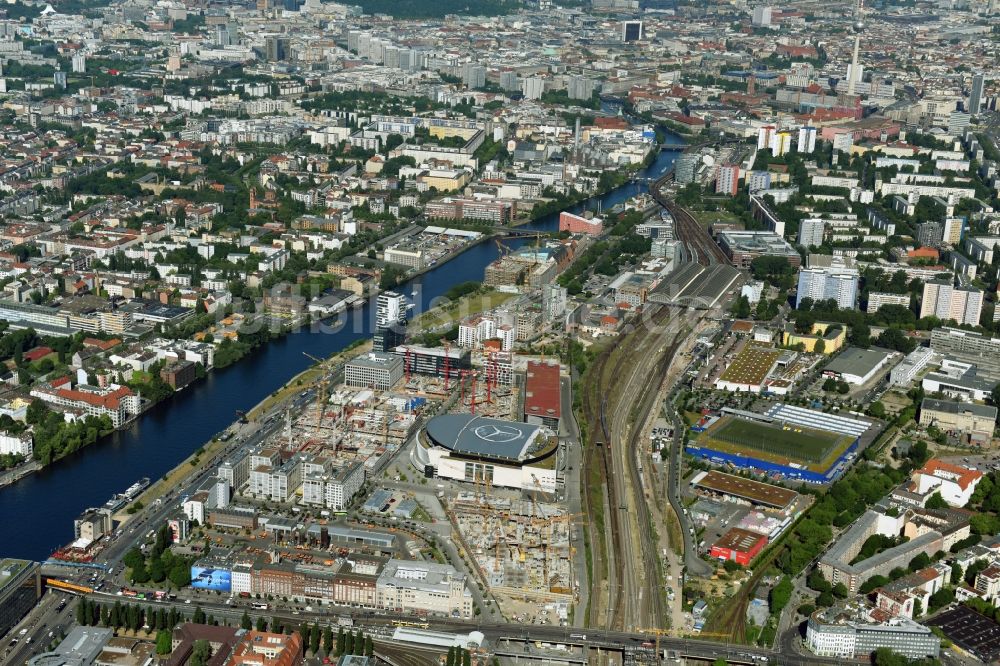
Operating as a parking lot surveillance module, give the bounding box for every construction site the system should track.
[448,489,577,621]
[399,346,522,419]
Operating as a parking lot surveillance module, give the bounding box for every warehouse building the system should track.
[523,360,561,429]
[710,527,767,566]
[690,470,797,512]
[919,398,997,445]
[823,347,894,385]
[921,359,993,403]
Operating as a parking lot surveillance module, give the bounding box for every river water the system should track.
[0,142,682,561]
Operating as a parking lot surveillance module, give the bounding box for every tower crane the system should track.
[303,351,330,438]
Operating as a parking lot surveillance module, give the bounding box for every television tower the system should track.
[847,0,864,96]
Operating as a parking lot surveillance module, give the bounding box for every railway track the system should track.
[649,174,729,267]
[582,304,679,631]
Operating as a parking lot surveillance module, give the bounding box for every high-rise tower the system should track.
[847,0,864,96]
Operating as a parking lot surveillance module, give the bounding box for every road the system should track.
[46,590,851,666]
[3,588,73,664]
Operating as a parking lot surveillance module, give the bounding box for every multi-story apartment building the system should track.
[866,292,910,314]
[376,291,407,328]
[301,461,365,511]
[796,267,859,309]
[715,164,740,195]
[29,382,139,428]
[920,280,983,326]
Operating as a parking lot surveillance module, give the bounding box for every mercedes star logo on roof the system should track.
[473,424,522,443]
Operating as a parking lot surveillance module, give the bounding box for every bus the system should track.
[252,603,269,610]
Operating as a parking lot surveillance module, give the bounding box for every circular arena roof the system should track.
[424,414,542,462]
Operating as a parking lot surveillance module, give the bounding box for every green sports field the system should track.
[699,415,854,470]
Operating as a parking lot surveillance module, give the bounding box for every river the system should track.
[0,141,682,561]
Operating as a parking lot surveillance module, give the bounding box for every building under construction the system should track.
[450,492,577,609]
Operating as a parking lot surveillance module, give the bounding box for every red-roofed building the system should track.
[912,459,984,507]
[907,247,940,262]
[30,382,139,428]
[559,211,604,236]
[226,630,303,666]
[710,528,767,566]
[592,117,629,131]
[83,337,121,351]
[524,360,561,429]
[24,346,53,362]
[776,45,818,59]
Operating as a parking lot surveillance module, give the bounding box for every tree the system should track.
[241,611,252,631]
[770,576,793,613]
[832,582,849,599]
[732,295,751,318]
[925,491,949,510]
[190,640,212,666]
[311,623,322,655]
[874,327,916,353]
[993,382,1000,407]
[336,626,345,655]
[365,635,374,657]
[345,629,354,655]
[807,569,832,593]
[156,629,173,655]
[193,606,206,625]
[76,597,90,626]
[168,562,191,588]
[301,625,312,653]
[909,552,932,571]
[951,563,964,585]
[323,625,334,654]
[872,647,910,666]
[814,337,826,354]
[929,587,956,611]
[256,616,267,632]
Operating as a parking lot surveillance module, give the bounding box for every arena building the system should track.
[413,414,559,492]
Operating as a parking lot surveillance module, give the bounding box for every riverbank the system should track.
[0,145,685,562]
[381,231,490,292]
[129,337,373,513]
[246,338,371,421]
[0,459,40,490]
